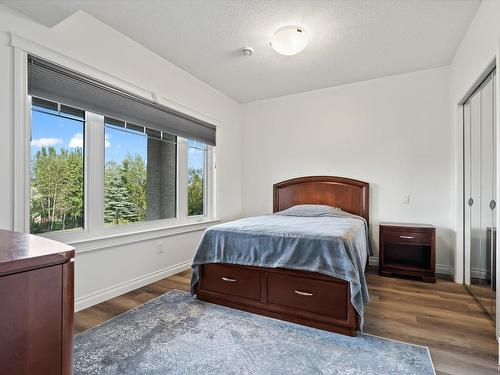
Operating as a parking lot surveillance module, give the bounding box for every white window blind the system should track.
[28,55,216,146]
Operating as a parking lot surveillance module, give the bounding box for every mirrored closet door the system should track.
[464,70,496,318]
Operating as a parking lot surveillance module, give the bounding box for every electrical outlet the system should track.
[401,194,410,205]
[157,241,164,254]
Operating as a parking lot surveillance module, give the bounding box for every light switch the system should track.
[401,194,410,205]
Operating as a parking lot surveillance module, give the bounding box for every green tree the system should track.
[188,168,204,216]
[31,146,84,233]
[104,161,135,224]
[120,154,147,222]
[65,148,84,228]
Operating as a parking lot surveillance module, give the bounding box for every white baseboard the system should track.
[75,260,192,312]
[368,256,380,267]
[369,256,452,275]
[436,264,453,276]
[498,337,500,366]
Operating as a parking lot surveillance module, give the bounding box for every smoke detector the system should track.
[240,47,254,56]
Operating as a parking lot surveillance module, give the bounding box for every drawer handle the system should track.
[399,235,415,239]
[294,290,313,296]
[221,277,237,282]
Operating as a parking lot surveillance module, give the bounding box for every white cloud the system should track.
[105,133,111,148]
[31,138,62,148]
[68,133,84,148]
[116,144,122,149]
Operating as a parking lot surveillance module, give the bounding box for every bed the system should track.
[191,176,370,336]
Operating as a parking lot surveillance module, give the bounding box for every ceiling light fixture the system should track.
[270,25,309,56]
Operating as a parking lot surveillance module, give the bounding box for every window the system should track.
[30,97,85,234]
[21,55,216,239]
[27,97,212,237]
[187,140,206,216]
[104,118,177,225]
[27,99,213,236]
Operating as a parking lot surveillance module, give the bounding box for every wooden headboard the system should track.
[273,176,369,223]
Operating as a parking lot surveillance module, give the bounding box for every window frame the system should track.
[187,140,209,219]
[13,45,217,246]
[29,98,87,235]
[103,118,177,227]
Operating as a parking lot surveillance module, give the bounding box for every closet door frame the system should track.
[463,100,472,286]
[458,43,500,362]
[496,46,500,349]
[461,67,496,284]
[456,52,499,362]
[463,73,495,294]
[457,59,496,287]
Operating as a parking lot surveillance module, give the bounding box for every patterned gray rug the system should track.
[74,290,435,375]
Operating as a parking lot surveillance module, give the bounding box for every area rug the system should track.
[74,290,435,375]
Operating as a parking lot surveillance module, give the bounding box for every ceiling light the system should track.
[270,26,309,56]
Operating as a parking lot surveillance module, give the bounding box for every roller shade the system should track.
[28,55,216,146]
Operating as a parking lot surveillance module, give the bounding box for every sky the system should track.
[31,107,205,171]
[31,109,85,158]
[104,125,147,163]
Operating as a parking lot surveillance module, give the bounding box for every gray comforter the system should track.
[191,208,371,330]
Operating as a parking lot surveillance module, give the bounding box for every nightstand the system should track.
[379,223,436,283]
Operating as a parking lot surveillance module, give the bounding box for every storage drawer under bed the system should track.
[266,271,349,321]
[199,263,261,300]
[197,263,356,329]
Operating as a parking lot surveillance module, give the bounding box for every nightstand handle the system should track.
[294,290,313,296]
[399,235,415,239]
[221,277,237,282]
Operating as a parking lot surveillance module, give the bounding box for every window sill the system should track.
[40,218,220,254]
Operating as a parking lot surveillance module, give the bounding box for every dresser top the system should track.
[0,229,74,276]
[379,222,435,229]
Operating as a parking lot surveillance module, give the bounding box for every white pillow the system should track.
[275,204,342,217]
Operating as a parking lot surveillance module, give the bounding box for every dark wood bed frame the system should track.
[196,176,369,336]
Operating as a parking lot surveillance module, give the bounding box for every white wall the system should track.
[0,6,243,309]
[242,67,453,270]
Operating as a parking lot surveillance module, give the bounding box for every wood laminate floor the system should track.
[75,267,498,375]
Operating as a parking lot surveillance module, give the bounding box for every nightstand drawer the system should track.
[383,230,431,244]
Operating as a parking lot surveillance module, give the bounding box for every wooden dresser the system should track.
[0,230,75,375]
[379,223,436,283]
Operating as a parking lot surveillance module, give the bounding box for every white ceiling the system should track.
[1,0,481,103]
